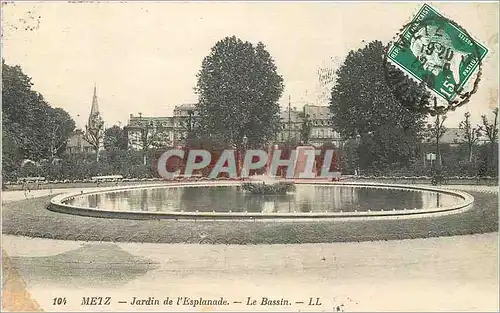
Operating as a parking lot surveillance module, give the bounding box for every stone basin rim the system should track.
[48,181,475,221]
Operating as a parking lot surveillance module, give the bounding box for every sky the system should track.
[2,1,498,130]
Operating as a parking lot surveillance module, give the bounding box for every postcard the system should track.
[2,1,498,312]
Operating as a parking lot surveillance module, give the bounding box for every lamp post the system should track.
[241,135,248,179]
[182,110,194,147]
[138,112,144,151]
[187,110,193,133]
[355,134,361,176]
[242,135,248,150]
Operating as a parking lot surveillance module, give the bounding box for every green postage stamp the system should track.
[387,4,488,102]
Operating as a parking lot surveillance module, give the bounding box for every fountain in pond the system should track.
[242,175,295,195]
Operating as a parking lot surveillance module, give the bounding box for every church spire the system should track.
[87,84,103,133]
[84,84,104,161]
[89,84,99,117]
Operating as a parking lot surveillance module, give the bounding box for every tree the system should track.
[478,107,499,175]
[195,36,284,149]
[83,120,104,162]
[2,60,76,179]
[329,41,428,172]
[458,112,482,162]
[2,61,51,160]
[317,57,342,105]
[480,107,499,148]
[178,110,197,145]
[126,120,169,165]
[47,108,76,160]
[298,110,312,145]
[104,125,128,151]
[426,114,447,168]
[2,127,20,181]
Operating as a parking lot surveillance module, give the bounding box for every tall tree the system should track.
[178,110,197,145]
[317,57,341,105]
[458,112,482,162]
[329,41,428,172]
[104,125,128,151]
[479,107,499,172]
[2,127,20,181]
[127,120,169,165]
[426,114,447,168]
[480,107,499,147]
[195,36,284,149]
[298,111,312,145]
[2,60,75,169]
[83,121,104,161]
[47,108,76,160]
[3,61,50,160]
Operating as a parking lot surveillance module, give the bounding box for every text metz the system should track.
[81,297,111,305]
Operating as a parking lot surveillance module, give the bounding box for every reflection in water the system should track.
[421,191,445,209]
[67,186,462,214]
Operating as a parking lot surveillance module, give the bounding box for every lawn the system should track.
[2,190,497,244]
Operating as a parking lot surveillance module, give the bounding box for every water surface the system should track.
[66,185,462,213]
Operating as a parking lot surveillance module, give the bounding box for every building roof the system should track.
[304,104,331,119]
[175,103,197,109]
[129,116,173,122]
[173,103,198,117]
[127,116,175,128]
[66,132,93,148]
[280,109,302,123]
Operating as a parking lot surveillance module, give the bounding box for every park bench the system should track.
[172,174,203,180]
[17,177,46,184]
[91,175,124,183]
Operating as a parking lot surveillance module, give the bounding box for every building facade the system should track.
[277,108,302,144]
[276,104,342,147]
[65,130,94,154]
[126,103,197,149]
[126,103,342,149]
[304,104,342,147]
